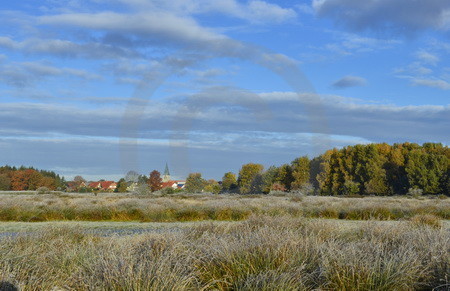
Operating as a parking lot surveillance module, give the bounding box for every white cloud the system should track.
[0,60,101,88]
[0,36,141,59]
[415,51,440,65]
[39,11,226,47]
[303,32,402,62]
[115,0,297,24]
[412,79,450,90]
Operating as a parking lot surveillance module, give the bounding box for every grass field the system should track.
[0,193,448,290]
[0,192,448,222]
[0,216,448,290]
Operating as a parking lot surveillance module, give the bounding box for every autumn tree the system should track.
[27,170,44,191]
[275,164,294,191]
[0,166,59,191]
[204,179,221,194]
[238,163,264,194]
[39,176,56,190]
[148,170,162,192]
[221,172,237,193]
[291,156,310,190]
[0,174,11,190]
[185,173,206,193]
[10,170,28,191]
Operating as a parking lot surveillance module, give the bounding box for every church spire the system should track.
[163,163,170,182]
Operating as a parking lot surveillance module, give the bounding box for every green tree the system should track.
[363,144,389,195]
[27,170,44,191]
[185,173,206,193]
[406,150,447,194]
[238,163,264,194]
[221,172,237,193]
[261,166,278,194]
[291,156,310,190]
[0,174,11,190]
[275,164,294,191]
[316,150,333,195]
[310,156,323,190]
[137,174,148,185]
[343,180,360,195]
[115,178,128,193]
[204,179,221,194]
[385,145,408,194]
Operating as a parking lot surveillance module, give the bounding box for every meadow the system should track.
[0,216,448,290]
[0,192,449,222]
[0,193,449,290]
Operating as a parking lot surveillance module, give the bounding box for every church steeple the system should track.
[162,163,171,182]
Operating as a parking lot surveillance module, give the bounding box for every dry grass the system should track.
[0,216,448,290]
[0,192,448,222]
[410,214,443,229]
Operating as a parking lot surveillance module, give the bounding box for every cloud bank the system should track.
[313,0,450,35]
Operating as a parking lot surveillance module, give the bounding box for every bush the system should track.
[161,187,175,195]
[292,183,315,196]
[35,187,51,195]
[410,214,442,229]
[133,184,151,195]
[408,188,423,198]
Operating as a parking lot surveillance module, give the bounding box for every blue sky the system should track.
[0,0,449,181]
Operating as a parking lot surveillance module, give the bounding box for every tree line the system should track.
[218,142,448,196]
[0,166,66,191]
[1,142,448,195]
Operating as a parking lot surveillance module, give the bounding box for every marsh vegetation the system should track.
[0,193,448,290]
[0,215,448,290]
[0,192,448,222]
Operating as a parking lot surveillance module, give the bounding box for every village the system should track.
[66,164,186,193]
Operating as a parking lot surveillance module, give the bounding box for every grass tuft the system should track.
[410,214,442,229]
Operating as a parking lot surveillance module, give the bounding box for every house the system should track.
[66,181,86,192]
[100,181,117,191]
[87,181,117,191]
[88,181,102,189]
[161,180,186,189]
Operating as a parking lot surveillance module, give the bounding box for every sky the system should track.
[0,0,449,181]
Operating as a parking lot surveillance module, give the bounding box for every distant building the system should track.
[87,181,117,191]
[88,181,102,189]
[100,181,117,191]
[162,163,171,182]
[161,180,186,190]
[66,181,86,191]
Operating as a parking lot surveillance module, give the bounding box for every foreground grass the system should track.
[0,219,449,234]
[0,193,448,222]
[0,215,448,290]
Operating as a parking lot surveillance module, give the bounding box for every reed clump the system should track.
[0,215,448,290]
